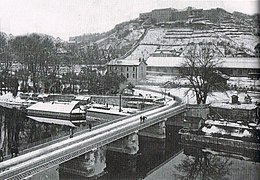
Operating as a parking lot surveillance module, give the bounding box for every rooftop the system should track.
[27,101,85,114]
[146,56,260,69]
[211,102,257,110]
[107,59,145,66]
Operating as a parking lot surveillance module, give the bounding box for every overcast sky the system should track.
[0,0,258,40]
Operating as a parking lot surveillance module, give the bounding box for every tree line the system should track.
[0,32,126,96]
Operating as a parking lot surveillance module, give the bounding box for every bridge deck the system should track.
[0,97,186,179]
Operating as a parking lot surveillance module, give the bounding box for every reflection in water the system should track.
[60,126,182,179]
[175,147,232,180]
[98,126,182,180]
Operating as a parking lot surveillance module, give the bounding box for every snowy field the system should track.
[228,77,260,88]
[136,85,259,104]
[145,75,260,89]
[125,44,158,60]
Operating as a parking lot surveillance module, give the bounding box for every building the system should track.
[27,101,86,127]
[146,56,260,78]
[139,7,205,23]
[210,102,257,122]
[151,8,172,23]
[107,59,147,83]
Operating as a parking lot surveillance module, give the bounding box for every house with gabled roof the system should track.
[107,58,147,83]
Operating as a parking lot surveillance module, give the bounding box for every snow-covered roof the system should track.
[75,95,91,101]
[205,119,253,129]
[147,56,183,67]
[220,58,260,69]
[27,101,83,113]
[211,102,256,110]
[107,59,144,66]
[147,56,260,69]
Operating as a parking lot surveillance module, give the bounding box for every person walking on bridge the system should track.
[69,128,74,138]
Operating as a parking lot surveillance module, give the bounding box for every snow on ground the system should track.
[140,28,166,44]
[136,85,258,104]
[133,87,173,105]
[146,75,173,84]
[147,75,260,89]
[125,45,158,60]
[228,77,260,88]
[146,75,190,85]
[142,75,260,104]
[231,35,260,52]
[124,29,145,42]
[88,103,138,116]
[0,92,26,103]
[133,88,164,99]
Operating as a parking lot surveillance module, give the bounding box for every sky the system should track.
[0,0,258,40]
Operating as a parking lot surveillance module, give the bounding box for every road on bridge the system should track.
[0,90,186,179]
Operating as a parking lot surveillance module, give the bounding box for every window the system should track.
[127,73,129,78]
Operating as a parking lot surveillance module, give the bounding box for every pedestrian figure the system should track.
[140,116,145,123]
[89,123,92,131]
[0,149,3,162]
[69,128,74,138]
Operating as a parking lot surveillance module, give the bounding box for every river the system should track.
[60,125,260,180]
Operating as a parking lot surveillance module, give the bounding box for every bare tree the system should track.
[181,43,223,104]
[175,148,232,180]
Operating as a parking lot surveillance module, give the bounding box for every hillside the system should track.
[69,7,259,61]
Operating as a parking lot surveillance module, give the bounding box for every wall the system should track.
[186,104,210,120]
[151,8,172,23]
[136,62,147,81]
[210,106,257,122]
[107,61,146,84]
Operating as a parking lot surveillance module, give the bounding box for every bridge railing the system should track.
[16,103,165,157]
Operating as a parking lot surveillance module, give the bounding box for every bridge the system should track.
[0,98,186,179]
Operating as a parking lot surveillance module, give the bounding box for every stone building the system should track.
[151,8,172,23]
[107,59,147,83]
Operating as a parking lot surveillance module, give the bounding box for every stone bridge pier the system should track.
[107,132,139,155]
[60,147,107,178]
[138,119,166,139]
